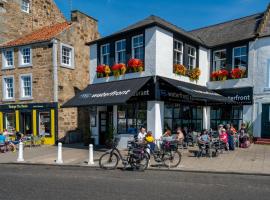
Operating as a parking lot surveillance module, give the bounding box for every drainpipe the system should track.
[52,39,58,102]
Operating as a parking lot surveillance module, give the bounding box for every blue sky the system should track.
[55,0,270,37]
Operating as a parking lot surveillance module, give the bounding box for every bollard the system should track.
[88,144,94,165]
[17,142,24,162]
[56,142,63,164]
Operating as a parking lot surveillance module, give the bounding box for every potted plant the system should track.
[245,121,254,143]
[217,69,229,81]
[189,67,201,82]
[96,65,105,78]
[174,64,187,76]
[104,65,111,77]
[231,67,246,79]
[210,71,218,81]
[128,58,144,73]
[111,63,127,77]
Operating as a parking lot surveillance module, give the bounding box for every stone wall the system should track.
[0,0,66,44]
[56,11,99,140]
[0,43,54,103]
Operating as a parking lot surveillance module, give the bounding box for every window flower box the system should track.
[188,67,201,82]
[96,64,111,78]
[173,64,187,76]
[211,69,229,81]
[111,63,127,78]
[173,64,201,82]
[230,67,246,79]
[127,58,144,73]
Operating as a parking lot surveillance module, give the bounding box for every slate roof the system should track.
[1,22,71,48]
[87,15,204,45]
[189,13,264,47]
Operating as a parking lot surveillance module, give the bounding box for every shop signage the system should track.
[214,87,253,105]
[80,90,131,99]
[0,103,58,110]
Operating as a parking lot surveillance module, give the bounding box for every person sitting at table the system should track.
[145,131,155,151]
[239,123,249,148]
[0,132,6,144]
[137,127,146,142]
[174,127,185,144]
[161,129,173,141]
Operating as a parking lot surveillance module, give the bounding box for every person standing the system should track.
[226,124,235,151]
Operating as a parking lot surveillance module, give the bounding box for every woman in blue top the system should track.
[0,132,6,144]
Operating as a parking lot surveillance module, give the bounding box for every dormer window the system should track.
[21,0,30,13]
[100,43,110,65]
[132,34,144,60]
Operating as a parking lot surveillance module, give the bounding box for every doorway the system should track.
[261,104,270,138]
[20,111,32,135]
[98,107,113,145]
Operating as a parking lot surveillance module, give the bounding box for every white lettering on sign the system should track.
[80,90,131,99]
[228,95,251,101]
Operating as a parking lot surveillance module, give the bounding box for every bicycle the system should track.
[99,138,149,171]
[145,139,182,168]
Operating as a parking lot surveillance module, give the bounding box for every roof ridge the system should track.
[189,12,263,32]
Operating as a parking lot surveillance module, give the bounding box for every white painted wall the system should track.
[147,101,164,139]
[89,44,97,84]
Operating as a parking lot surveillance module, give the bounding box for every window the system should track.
[2,49,14,69]
[213,49,226,71]
[2,76,14,100]
[164,103,203,132]
[210,106,243,130]
[100,43,110,65]
[19,46,32,67]
[115,40,126,64]
[132,34,144,60]
[173,40,183,65]
[187,46,196,70]
[4,113,16,132]
[21,0,30,13]
[39,112,51,137]
[60,43,74,68]
[233,46,247,69]
[117,103,147,134]
[20,74,32,98]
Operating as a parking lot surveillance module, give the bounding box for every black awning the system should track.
[160,77,233,103]
[62,77,152,107]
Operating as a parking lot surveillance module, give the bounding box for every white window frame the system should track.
[115,39,126,64]
[187,45,196,70]
[19,46,32,67]
[2,48,14,69]
[232,45,247,69]
[213,49,227,71]
[21,0,30,13]
[19,74,32,100]
[60,43,75,69]
[132,34,144,59]
[173,39,183,65]
[2,75,15,101]
[100,43,110,65]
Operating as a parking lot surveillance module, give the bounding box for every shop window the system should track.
[4,113,16,132]
[39,112,51,137]
[117,103,147,134]
[210,106,243,130]
[164,103,203,132]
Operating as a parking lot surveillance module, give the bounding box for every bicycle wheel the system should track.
[130,152,149,171]
[99,152,119,170]
[163,150,182,168]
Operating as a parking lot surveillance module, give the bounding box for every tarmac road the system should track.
[0,164,270,200]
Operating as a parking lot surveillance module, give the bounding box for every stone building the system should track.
[0,9,99,144]
[0,0,66,44]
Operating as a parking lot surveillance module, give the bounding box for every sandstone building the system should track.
[0,0,99,144]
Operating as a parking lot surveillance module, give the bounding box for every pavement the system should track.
[1,143,270,175]
[1,164,270,200]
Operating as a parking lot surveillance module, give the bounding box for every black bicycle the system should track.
[145,140,182,168]
[99,138,149,171]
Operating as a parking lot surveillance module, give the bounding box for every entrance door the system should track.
[261,104,270,138]
[20,111,32,135]
[99,112,108,145]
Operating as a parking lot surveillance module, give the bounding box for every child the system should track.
[219,128,229,150]
[145,131,155,151]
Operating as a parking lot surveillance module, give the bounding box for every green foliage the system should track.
[244,121,253,138]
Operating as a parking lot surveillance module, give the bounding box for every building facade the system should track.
[0,5,99,144]
[0,0,66,44]
[64,4,270,145]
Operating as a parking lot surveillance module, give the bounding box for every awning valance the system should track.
[160,77,233,104]
[62,77,152,108]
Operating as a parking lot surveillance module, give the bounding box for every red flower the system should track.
[96,65,105,73]
[128,58,143,68]
[231,68,245,79]
[111,63,123,71]
[211,71,218,79]
[218,69,229,77]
